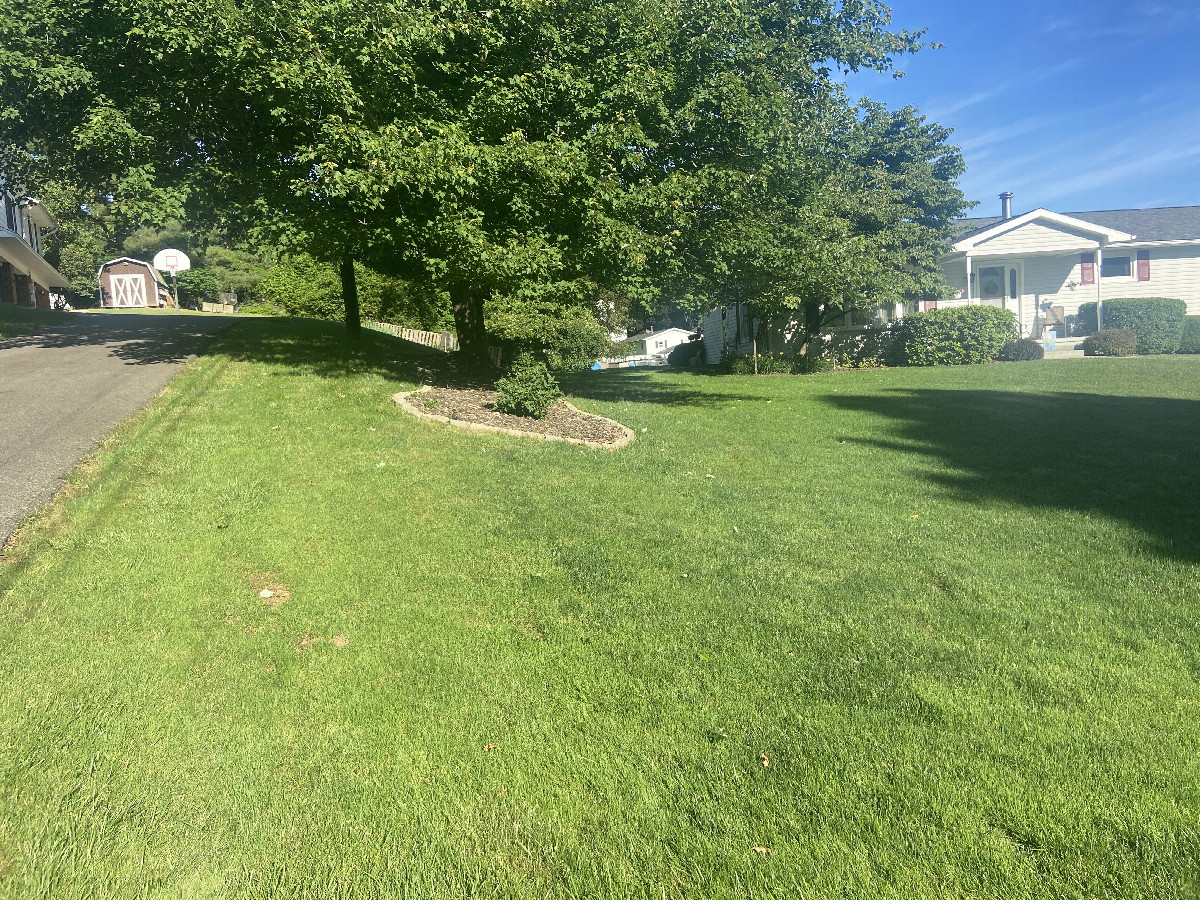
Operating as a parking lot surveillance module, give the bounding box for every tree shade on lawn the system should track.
[1,319,1197,898]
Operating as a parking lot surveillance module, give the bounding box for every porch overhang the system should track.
[0,236,69,290]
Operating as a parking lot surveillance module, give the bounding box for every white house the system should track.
[602,326,698,367]
[939,194,1200,337]
[1,179,67,307]
[699,196,1200,361]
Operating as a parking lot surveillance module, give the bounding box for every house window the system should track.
[1102,256,1131,278]
[655,340,665,349]
[979,266,1006,300]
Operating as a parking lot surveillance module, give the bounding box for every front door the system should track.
[111,274,147,308]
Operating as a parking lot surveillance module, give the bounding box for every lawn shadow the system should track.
[2,312,238,365]
[823,388,1200,562]
[560,369,760,408]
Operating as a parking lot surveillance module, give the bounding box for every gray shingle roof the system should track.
[953,206,1200,242]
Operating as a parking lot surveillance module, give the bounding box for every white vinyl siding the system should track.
[973,221,1099,255]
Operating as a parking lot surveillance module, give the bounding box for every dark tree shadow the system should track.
[1,312,238,365]
[823,388,1200,562]
[559,369,761,408]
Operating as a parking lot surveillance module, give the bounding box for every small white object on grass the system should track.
[259,589,274,599]
[706,474,714,479]
[376,462,386,468]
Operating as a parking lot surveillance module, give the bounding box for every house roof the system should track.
[954,205,1200,243]
[627,327,695,343]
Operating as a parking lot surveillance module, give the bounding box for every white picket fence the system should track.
[366,321,458,351]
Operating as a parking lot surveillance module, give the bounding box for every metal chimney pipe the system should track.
[1000,191,1014,220]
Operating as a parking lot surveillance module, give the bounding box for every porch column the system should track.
[1095,245,1104,329]
[965,255,973,303]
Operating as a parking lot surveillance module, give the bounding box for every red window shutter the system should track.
[1080,253,1095,285]
[1137,249,1150,281]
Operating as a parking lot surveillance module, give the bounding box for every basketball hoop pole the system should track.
[170,269,179,312]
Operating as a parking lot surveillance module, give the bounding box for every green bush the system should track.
[1179,317,1200,354]
[717,352,794,375]
[667,340,703,366]
[256,254,449,329]
[998,338,1045,362]
[487,301,610,371]
[1074,302,1098,336]
[1102,297,1187,354]
[1082,329,1137,357]
[889,306,1017,366]
[493,353,563,419]
[792,354,836,375]
[822,324,894,368]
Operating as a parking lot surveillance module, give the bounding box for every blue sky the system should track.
[841,1,1200,217]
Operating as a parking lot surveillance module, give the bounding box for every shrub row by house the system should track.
[1075,298,1189,353]
[1082,329,1138,357]
[1180,317,1200,354]
[887,306,1018,366]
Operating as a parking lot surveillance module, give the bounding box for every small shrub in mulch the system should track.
[494,353,562,419]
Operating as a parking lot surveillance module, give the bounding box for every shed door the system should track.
[111,273,147,307]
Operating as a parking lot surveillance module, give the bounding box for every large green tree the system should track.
[2,0,956,360]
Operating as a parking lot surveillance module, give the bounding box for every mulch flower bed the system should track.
[414,386,629,445]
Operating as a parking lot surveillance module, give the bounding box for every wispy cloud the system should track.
[959,87,1200,209]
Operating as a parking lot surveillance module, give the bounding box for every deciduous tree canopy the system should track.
[1,0,968,360]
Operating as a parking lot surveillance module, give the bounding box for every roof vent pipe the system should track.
[1000,191,1014,221]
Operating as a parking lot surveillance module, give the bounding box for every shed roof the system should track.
[954,205,1200,243]
[99,257,171,289]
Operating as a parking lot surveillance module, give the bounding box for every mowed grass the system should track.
[0,304,73,340]
[1,318,1198,899]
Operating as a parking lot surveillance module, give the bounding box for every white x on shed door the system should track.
[111,274,147,307]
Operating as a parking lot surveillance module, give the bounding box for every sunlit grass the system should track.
[1,317,1198,898]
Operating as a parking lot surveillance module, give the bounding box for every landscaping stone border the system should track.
[392,386,636,450]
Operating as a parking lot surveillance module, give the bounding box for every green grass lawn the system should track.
[2,318,1198,899]
[0,303,73,340]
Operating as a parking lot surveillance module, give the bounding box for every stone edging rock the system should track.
[392,386,636,450]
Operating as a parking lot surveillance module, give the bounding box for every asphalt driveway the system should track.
[0,311,235,542]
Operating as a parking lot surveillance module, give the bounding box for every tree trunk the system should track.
[450,282,490,366]
[340,252,361,340]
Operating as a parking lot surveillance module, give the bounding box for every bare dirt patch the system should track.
[296,635,322,652]
[250,574,292,608]
[401,386,632,447]
[331,635,349,648]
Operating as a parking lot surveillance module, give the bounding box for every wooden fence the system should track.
[366,321,459,351]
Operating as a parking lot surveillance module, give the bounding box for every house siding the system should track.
[974,221,1101,256]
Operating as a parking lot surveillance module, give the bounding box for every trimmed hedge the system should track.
[1179,317,1200,354]
[889,306,1017,366]
[1082,329,1137,357]
[1074,302,1098,336]
[1102,297,1187,354]
[998,338,1044,362]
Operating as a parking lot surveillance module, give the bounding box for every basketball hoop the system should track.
[152,249,191,312]
[152,249,191,273]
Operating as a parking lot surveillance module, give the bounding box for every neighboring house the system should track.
[601,326,697,368]
[940,194,1200,337]
[97,257,174,309]
[0,180,68,307]
[699,303,909,365]
[626,327,694,358]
